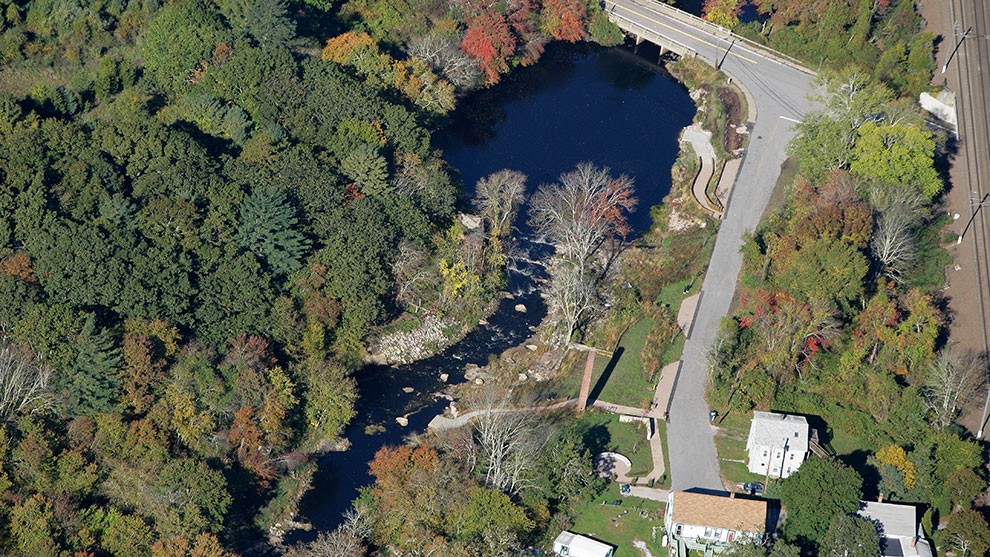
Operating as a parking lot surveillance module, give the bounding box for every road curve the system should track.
[607,0,816,491]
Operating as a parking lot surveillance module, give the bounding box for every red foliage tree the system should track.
[222,333,272,370]
[462,12,517,84]
[121,333,167,414]
[542,0,586,42]
[229,406,277,485]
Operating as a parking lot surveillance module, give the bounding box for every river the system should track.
[293,40,695,539]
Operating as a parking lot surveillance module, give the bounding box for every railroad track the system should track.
[949,0,990,434]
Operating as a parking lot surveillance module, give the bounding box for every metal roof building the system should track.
[552,531,615,557]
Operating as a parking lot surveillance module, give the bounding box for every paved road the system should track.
[606,0,816,491]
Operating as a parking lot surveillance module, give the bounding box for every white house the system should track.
[746,411,809,479]
[664,491,767,555]
[552,531,615,557]
[857,501,934,557]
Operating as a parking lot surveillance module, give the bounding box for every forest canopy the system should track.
[0,0,626,552]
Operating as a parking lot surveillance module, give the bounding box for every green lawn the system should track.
[555,319,658,409]
[714,435,764,485]
[567,483,668,557]
[570,412,654,477]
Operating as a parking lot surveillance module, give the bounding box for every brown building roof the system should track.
[670,491,767,533]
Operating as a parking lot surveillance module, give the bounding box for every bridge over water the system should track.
[606,0,817,492]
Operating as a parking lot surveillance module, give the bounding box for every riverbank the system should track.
[288,39,740,548]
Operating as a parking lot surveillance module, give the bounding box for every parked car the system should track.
[743,482,764,495]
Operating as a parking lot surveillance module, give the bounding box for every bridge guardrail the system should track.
[609,11,696,55]
[623,0,818,77]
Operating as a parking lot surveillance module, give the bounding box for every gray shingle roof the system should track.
[858,501,918,539]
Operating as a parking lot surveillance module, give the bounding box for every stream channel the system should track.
[295,40,696,538]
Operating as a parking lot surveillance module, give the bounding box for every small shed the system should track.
[552,531,615,557]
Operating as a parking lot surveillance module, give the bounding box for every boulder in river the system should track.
[479,318,488,326]
[474,378,484,385]
[464,364,481,380]
[439,373,449,383]
[514,303,527,313]
[402,387,414,393]
[459,213,482,229]
[396,416,409,426]
[526,344,538,351]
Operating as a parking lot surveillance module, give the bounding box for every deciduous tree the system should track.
[0,339,56,421]
[819,513,881,557]
[780,457,862,544]
[463,12,516,84]
[923,350,986,430]
[944,509,990,557]
[542,0,586,41]
[475,170,527,238]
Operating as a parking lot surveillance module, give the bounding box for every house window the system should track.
[675,524,683,536]
[794,432,799,437]
[786,466,792,474]
[728,531,735,542]
[790,454,795,460]
[704,527,714,538]
[763,450,768,457]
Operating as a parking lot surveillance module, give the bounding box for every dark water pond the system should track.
[440,42,695,233]
[293,41,695,540]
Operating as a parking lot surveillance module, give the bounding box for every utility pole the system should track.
[956,192,990,245]
[977,379,990,438]
[943,24,972,74]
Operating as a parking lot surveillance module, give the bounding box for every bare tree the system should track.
[393,240,439,311]
[472,389,549,495]
[0,340,56,421]
[545,259,599,347]
[871,202,917,283]
[529,162,636,277]
[923,349,987,430]
[529,163,636,345]
[475,170,527,238]
[287,506,370,556]
[405,33,482,90]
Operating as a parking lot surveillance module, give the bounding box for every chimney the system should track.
[780,414,786,421]
[730,492,736,499]
[878,494,884,503]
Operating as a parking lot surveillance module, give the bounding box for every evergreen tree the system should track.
[234,188,308,276]
[63,314,121,416]
[220,0,295,49]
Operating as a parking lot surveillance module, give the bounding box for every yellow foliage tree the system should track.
[876,444,917,490]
